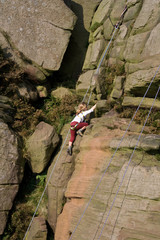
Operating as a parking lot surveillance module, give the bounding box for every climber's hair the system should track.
[76,102,87,115]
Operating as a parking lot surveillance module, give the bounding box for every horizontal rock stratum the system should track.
[47,112,160,240]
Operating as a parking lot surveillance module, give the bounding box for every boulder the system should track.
[26,217,47,240]
[0,121,24,235]
[26,122,60,174]
[122,96,160,109]
[51,87,73,100]
[0,0,76,75]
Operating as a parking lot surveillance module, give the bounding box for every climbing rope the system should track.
[84,24,119,105]
[23,22,118,236]
[85,3,128,105]
[97,85,160,240]
[110,158,143,240]
[23,129,70,240]
[23,2,156,239]
[68,64,160,240]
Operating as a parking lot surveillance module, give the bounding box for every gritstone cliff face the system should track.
[47,0,160,239]
[50,112,160,240]
[0,0,160,238]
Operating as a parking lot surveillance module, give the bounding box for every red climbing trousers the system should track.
[70,121,88,143]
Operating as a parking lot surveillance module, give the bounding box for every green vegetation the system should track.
[43,94,81,134]
[119,107,160,132]
[2,165,48,240]
[105,64,125,98]
[0,46,85,239]
[0,48,81,239]
[10,93,81,137]
[90,22,102,32]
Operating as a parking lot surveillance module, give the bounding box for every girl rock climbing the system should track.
[67,102,96,155]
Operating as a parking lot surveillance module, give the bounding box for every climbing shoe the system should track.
[77,130,83,137]
[67,146,72,156]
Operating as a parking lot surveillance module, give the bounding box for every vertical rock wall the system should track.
[54,114,160,240]
[0,121,24,235]
[76,0,160,105]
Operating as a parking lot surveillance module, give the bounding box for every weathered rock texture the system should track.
[77,0,160,105]
[51,87,73,100]
[53,112,160,240]
[0,121,24,235]
[0,0,76,80]
[26,217,47,240]
[47,123,81,231]
[59,0,102,79]
[26,121,60,174]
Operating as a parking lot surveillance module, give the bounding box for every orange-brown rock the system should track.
[54,112,160,240]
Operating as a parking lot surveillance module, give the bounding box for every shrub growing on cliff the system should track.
[43,94,81,133]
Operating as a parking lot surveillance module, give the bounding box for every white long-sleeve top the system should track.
[71,108,94,123]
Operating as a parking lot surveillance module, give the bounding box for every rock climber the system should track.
[67,102,97,156]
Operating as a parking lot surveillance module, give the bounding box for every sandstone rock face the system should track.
[81,0,160,102]
[47,124,81,231]
[0,121,24,235]
[76,70,95,93]
[122,96,160,109]
[110,134,160,151]
[53,113,160,240]
[51,87,73,100]
[111,76,125,99]
[26,217,47,240]
[0,0,76,79]
[26,122,60,174]
[83,39,106,70]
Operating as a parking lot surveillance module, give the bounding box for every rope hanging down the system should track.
[23,18,119,238]
[68,64,160,240]
[23,2,150,239]
[97,85,160,240]
[83,4,127,104]
[23,4,126,238]
[23,130,70,240]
